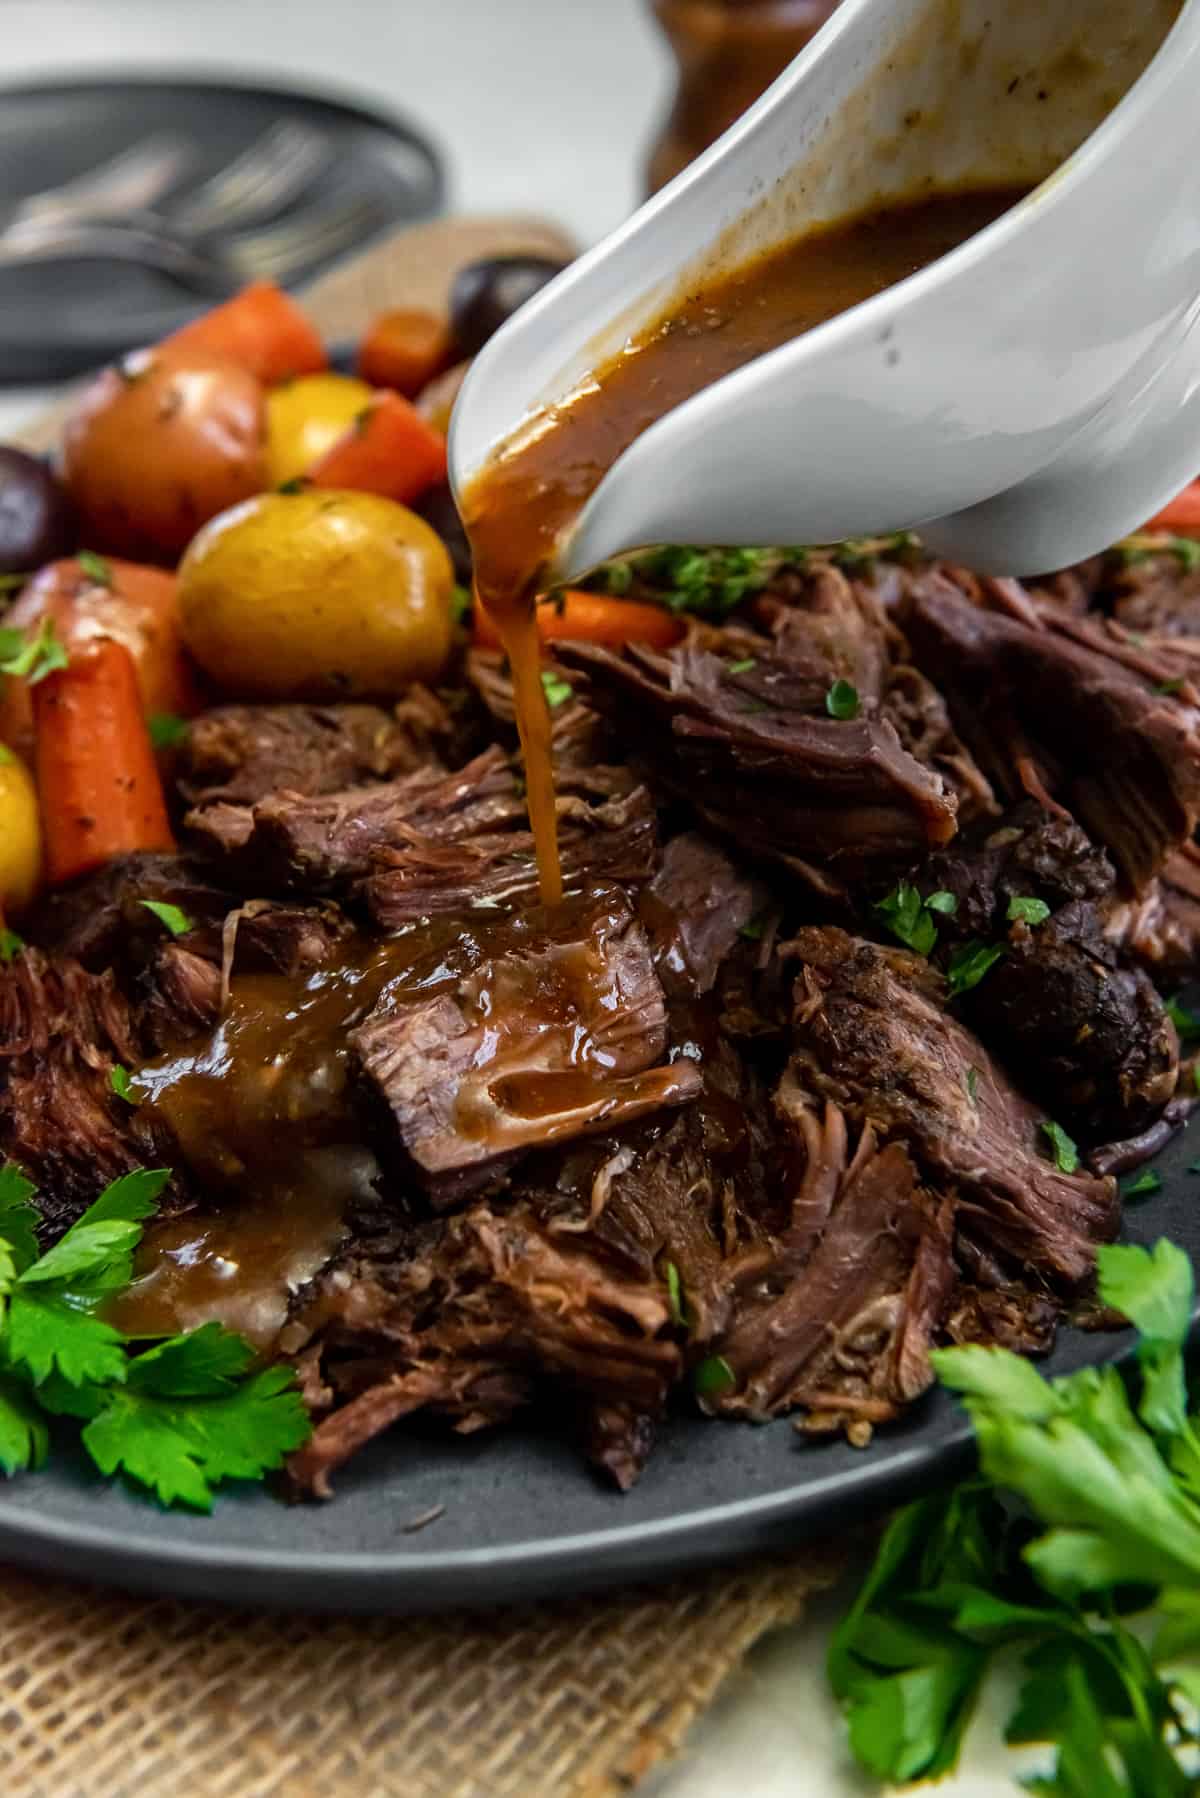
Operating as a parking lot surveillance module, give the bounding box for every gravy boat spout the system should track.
[449,0,1200,579]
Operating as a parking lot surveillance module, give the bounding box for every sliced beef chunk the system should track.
[466,646,610,767]
[640,832,772,998]
[903,570,1200,890]
[26,852,233,970]
[920,801,1112,938]
[559,626,957,899]
[177,692,453,809]
[945,1285,1059,1356]
[1109,842,1200,984]
[286,1199,681,1498]
[959,900,1177,1145]
[349,884,701,1206]
[137,944,223,1049]
[709,1097,955,1430]
[366,766,658,927]
[0,950,170,1239]
[188,744,658,911]
[784,928,1118,1285]
[915,804,1178,1142]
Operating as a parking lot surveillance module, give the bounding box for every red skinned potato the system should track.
[0,555,202,764]
[61,348,267,562]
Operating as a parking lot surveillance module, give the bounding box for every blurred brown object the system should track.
[647,0,842,193]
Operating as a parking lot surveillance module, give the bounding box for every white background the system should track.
[0,4,1032,1792]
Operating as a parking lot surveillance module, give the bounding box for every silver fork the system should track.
[167,120,333,234]
[4,133,193,237]
[0,194,384,296]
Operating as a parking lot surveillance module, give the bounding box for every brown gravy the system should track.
[461,186,1027,902]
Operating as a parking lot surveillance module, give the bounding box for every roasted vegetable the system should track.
[0,448,75,576]
[474,588,684,650]
[33,638,175,885]
[62,350,267,562]
[357,307,454,396]
[0,556,200,765]
[177,489,456,700]
[264,372,375,487]
[0,743,41,913]
[163,279,327,385]
[309,391,447,505]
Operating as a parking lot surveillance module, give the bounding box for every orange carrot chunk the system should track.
[34,638,175,886]
[309,392,448,506]
[474,589,685,651]
[162,280,327,384]
[357,307,455,397]
[1145,480,1200,535]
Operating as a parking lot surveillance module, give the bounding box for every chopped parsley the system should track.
[276,476,308,495]
[726,657,757,675]
[77,549,112,588]
[0,1162,310,1507]
[1115,532,1200,572]
[1158,677,1187,696]
[0,927,23,964]
[1040,1118,1080,1175]
[147,712,190,751]
[825,678,861,721]
[693,1354,736,1398]
[1121,1169,1162,1199]
[540,670,573,709]
[875,883,938,957]
[925,890,958,916]
[0,745,11,765]
[1006,894,1051,926]
[739,917,766,941]
[0,618,68,686]
[663,1260,685,1328]
[138,900,194,938]
[596,559,634,597]
[945,940,1006,997]
[450,584,472,627]
[110,1066,138,1106]
[965,1066,979,1104]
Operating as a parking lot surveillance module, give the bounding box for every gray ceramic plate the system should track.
[0,1116,1192,1613]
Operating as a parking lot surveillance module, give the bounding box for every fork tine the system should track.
[10,134,193,230]
[171,120,331,235]
[228,198,382,280]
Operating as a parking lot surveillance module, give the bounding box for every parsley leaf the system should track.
[147,712,189,750]
[540,670,573,709]
[875,883,938,957]
[1040,1119,1080,1175]
[0,617,68,685]
[946,940,1006,997]
[82,1366,310,1512]
[663,1260,685,1328]
[0,1378,49,1476]
[110,1065,138,1105]
[77,549,112,587]
[965,1066,979,1104]
[450,583,472,627]
[139,899,194,937]
[825,678,861,721]
[925,891,958,916]
[0,927,24,964]
[693,1354,736,1398]
[5,1294,129,1388]
[1007,895,1052,926]
[126,1322,255,1398]
[0,1163,40,1276]
[1120,1169,1162,1200]
[726,657,757,675]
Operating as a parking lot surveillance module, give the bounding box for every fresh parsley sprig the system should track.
[0,1162,310,1508]
[829,1238,1200,1792]
[875,883,958,958]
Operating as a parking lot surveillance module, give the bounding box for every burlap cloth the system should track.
[5,217,849,1797]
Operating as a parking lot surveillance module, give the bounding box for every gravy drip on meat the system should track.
[461,186,1027,903]
[113,893,662,1341]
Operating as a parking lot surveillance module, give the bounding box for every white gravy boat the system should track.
[449,0,1199,578]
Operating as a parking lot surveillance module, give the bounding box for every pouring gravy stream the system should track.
[459,185,1027,902]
